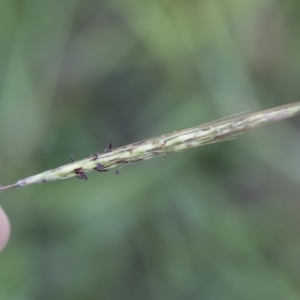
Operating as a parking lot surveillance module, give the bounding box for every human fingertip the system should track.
[0,206,10,252]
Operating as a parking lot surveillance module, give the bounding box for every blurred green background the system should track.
[1,0,300,299]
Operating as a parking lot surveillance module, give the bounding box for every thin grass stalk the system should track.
[1,101,300,192]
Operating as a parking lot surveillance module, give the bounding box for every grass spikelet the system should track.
[1,101,300,192]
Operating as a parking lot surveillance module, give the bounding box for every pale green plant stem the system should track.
[1,101,300,192]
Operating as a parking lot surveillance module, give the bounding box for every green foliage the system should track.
[1,1,300,299]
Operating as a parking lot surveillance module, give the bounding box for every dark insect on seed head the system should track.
[95,163,108,172]
[76,173,88,180]
[90,153,98,160]
[104,143,112,152]
[74,167,88,180]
